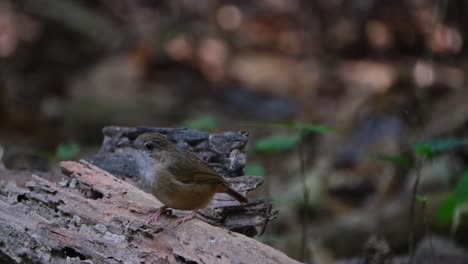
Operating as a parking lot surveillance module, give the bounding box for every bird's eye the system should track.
[144,143,155,150]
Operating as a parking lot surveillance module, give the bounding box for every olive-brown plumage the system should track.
[119,132,247,223]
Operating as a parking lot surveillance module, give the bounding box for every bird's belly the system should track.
[152,176,217,210]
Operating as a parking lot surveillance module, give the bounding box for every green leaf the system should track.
[253,134,301,153]
[452,171,468,202]
[244,162,265,176]
[412,138,467,157]
[55,142,80,160]
[300,123,334,134]
[437,194,457,225]
[416,195,429,203]
[414,145,434,157]
[436,170,468,225]
[184,114,217,131]
[369,153,411,166]
[254,121,333,134]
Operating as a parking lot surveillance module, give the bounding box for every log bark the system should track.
[0,160,298,264]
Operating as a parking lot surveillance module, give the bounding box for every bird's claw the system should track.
[145,206,172,225]
[175,210,198,225]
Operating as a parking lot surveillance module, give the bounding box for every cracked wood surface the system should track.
[0,160,298,264]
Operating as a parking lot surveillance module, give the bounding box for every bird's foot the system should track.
[175,210,198,225]
[146,206,172,224]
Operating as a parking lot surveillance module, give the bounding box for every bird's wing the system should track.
[170,150,227,185]
[192,162,227,185]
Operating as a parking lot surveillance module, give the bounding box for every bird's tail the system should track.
[225,187,248,204]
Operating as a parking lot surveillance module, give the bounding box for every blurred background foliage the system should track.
[1,0,468,262]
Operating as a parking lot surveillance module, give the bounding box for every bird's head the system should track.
[117,132,176,155]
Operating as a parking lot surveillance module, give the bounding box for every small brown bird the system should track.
[118,132,248,223]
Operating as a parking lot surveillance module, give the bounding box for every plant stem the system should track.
[409,157,425,264]
[298,135,309,262]
[421,201,438,264]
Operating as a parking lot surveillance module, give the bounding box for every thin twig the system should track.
[298,133,309,262]
[409,157,425,264]
[421,200,438,264]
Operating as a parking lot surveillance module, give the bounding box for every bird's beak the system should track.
[117,139,134,148]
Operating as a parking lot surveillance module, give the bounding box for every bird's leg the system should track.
[146,205,172,224]
[175,210,198,225]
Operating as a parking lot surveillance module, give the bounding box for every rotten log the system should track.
[0,160,297,264]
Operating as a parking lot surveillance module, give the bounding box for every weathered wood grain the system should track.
[0,160,297,264]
